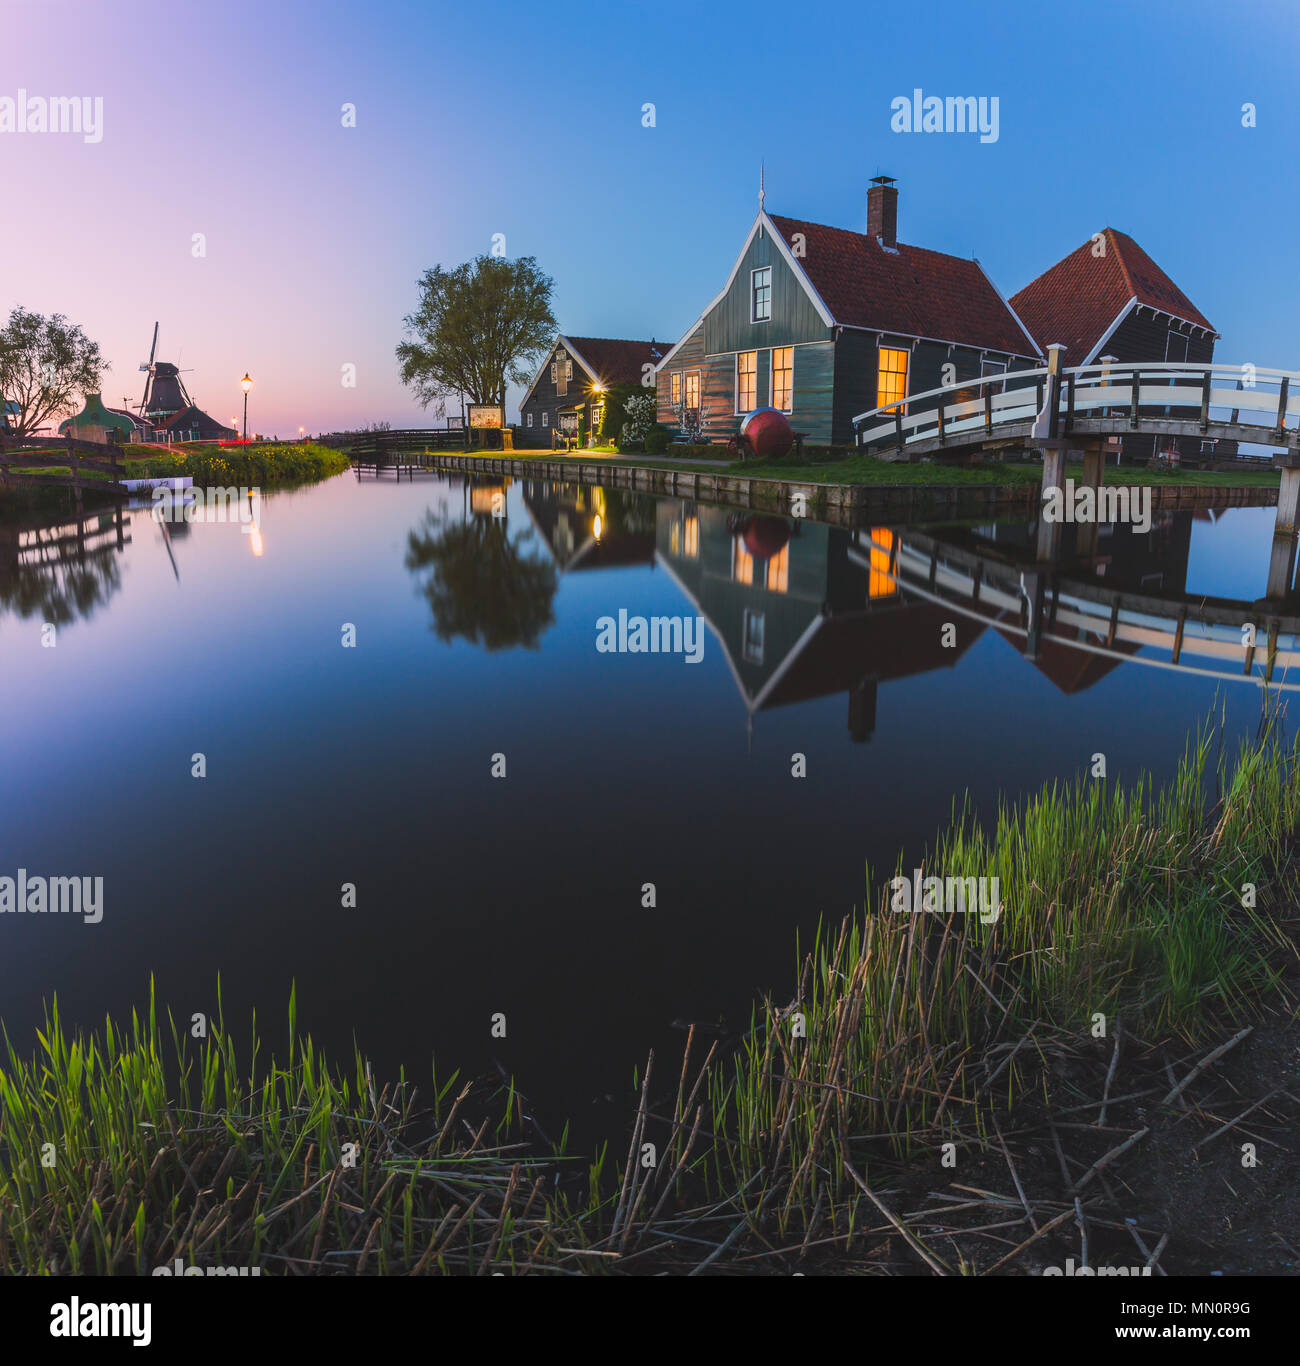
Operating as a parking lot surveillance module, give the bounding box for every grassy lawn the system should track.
[464,447,1279,490]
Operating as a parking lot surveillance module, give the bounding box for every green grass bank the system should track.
[2,714,1296,1274]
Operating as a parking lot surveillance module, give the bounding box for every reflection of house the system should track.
[521,481,656,571]
[1010,230,1234,463]
[519,336,664,447]
[654,177,1040,446]
[655,503,984,740]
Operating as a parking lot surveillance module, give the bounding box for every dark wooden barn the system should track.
[654,177,1042,448]
[1010,229,1232,463]
[518,335,664,447]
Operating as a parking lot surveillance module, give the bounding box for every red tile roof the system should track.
[766,214,1039,357]
[1010,228,1215,365]
[564,336,666,387]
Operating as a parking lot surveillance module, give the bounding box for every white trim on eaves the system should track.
[972,257,1044,360]
[521,333,601,406]
[1080,297,1138,367]
[655,211,837,374]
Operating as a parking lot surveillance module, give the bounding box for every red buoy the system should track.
[739,407,794,461]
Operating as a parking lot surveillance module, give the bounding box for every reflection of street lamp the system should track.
[240,373,252,444]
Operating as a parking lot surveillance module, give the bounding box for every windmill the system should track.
[137,322,159,417]
[136,323,197,425]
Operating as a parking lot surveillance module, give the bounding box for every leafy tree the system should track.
[396,255,556,413]
[0,307,106,441]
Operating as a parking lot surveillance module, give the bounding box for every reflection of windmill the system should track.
[136,323,196,425]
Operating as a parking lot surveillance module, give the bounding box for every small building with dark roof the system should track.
[1010,229,1229,462]
[519,335,665,447]
[654,177,1041,447]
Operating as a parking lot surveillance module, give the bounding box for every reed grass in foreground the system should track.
[1,713,1296,1274]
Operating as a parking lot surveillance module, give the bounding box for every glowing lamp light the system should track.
[240,374,253,393]
[593,514,603,540]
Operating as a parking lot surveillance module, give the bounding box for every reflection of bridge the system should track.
[854,352,1300,550]
[851,522,1300,693]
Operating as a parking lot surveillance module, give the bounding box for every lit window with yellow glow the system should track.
[877,347,909,411]
[765,544,789,593]
[732,539,754,585]
[772,347,793,411]
[684,515,699,558]
[736,351,757,412]
[868,527,897,598]
[684,371,701,410]
[671,372,682,406]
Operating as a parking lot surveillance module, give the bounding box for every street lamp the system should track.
[240,373,253,444]
[298,426,304,442]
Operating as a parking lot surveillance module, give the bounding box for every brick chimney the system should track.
[868,175,898,248]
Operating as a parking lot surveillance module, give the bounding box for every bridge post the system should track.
[1265,532,1297,600]
[1275,464,1300,538]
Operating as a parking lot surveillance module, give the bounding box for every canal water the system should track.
[0,472,1291,1139]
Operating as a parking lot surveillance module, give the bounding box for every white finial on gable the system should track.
[759,162,765,210]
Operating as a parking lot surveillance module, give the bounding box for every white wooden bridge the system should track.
[854,347,1300,557]
[853,355,1300,467]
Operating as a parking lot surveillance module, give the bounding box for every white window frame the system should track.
[526,411,534,427]
[735,351,757,415]
[541,411,549,426]
[771,346,794,412]
[980,358,1007,395]
[750,266,772,324]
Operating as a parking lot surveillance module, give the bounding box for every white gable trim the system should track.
[762,211,836,329]
[1080,297,1138,366]
[656,211,836,374]
[972,258,1045,360]
[522,334,600,404]
[562,338,601,386]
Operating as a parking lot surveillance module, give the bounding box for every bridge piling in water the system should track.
[1275,464,1300,537]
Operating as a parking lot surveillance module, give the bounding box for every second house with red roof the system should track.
[653,177,1042,448]
[1010,229,1227,463]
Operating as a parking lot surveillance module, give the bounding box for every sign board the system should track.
[467,404,504,429]
[559,412,579,433]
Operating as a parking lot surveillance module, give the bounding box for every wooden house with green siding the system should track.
[654,178,1042,448]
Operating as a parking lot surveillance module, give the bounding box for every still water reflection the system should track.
[0,474,1293,1136]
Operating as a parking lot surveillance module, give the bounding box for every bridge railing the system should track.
[853,361,1300,456]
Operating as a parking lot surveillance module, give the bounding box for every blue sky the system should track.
[2,0,1296,429]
